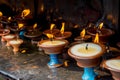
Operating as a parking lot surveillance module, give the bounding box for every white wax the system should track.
[70,43,102,57]
[41,40,65,46]
[9,40,21,44]
[106,59,120,70]
[4,35,14,39]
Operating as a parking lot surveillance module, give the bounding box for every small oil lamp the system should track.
[101,58,120,80]
[24,23,42,44]
[87,22,114,44]
[38,33,68,68]
[68,37,105,80]
[9,39,23,55]
[2,34,16,47]
[43,24,59,35]
[0,29,10,42]
[54,22,72,40]
[74,28,91,42]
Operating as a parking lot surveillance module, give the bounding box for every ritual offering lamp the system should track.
[0,29,10,42]
[24,23,42,44]
[43,24,59,35]
[101,58,120,80]
[68,36,105,80]
[9,39,23,55]
[87,22,114,44]
[2,34,16,47]
[38,33,68,68]
[55,22,72,40]
[74,28,91,42]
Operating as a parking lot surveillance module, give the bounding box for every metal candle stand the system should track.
[48,54,62,68]
[82,67,97,80]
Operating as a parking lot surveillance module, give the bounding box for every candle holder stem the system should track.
[48,54,62,68]
[82,67,97,80]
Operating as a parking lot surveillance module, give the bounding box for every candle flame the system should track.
[33,23,37,29]
[60,22,65,35]
[18,23,24,29]
[0,11,3,17]
[46,33,54,39]
[98,22,103,29]
[8,17,11,21]
[64,60,69,67]
[94,33,99,43]
[80,29,85,38]
[41,4,44,12]
[21,9,30,18]
[50,24,55,30]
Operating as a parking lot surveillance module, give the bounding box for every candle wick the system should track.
[86,44,88,50]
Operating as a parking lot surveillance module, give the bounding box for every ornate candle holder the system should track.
[54,31,72,40]
[38,39,68,68]
[2,34,16,47]
[9,39,23,55]
[101,58,120,80]
[68,42,105,80]
[87,27,114,44]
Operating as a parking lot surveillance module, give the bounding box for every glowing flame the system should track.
[98,22,103,29]
[18,23,24,29]
[0,11,3,17]
[50,24,55,30]
[64,60,69,67]
[8,17,11,21]
[21,9,30,18]
[46,33,54,39]
[94,33,99,43]
[33,23,37,29]
[80,29,85,38]
[60,22,65,35]
[41,4,44,12]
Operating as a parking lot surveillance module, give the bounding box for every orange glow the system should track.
[0,11,3,17]
[8,17,11,21]
[46,33,54,39]
[33,23,37,29]
[50,24,55,30]
[94,33,99,43]
[18,23,24,29]
[60,22,65,35]
[64,60,69,67]
[21,9,30,18]
[80,29,85,38]
[98,22,103,29]
[41,4,44,12]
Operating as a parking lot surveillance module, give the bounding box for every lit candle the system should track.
[80,29,85,39]
[70,43,102,57]
[50,24,55,31]
[0,11,3,17]
[94,33,99,43]
[21,9,30,18]
[18,23,24,29]
[60,22,65,35]
[33,23,37,29]
[46,33,54,41]
[98,22,103,29]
